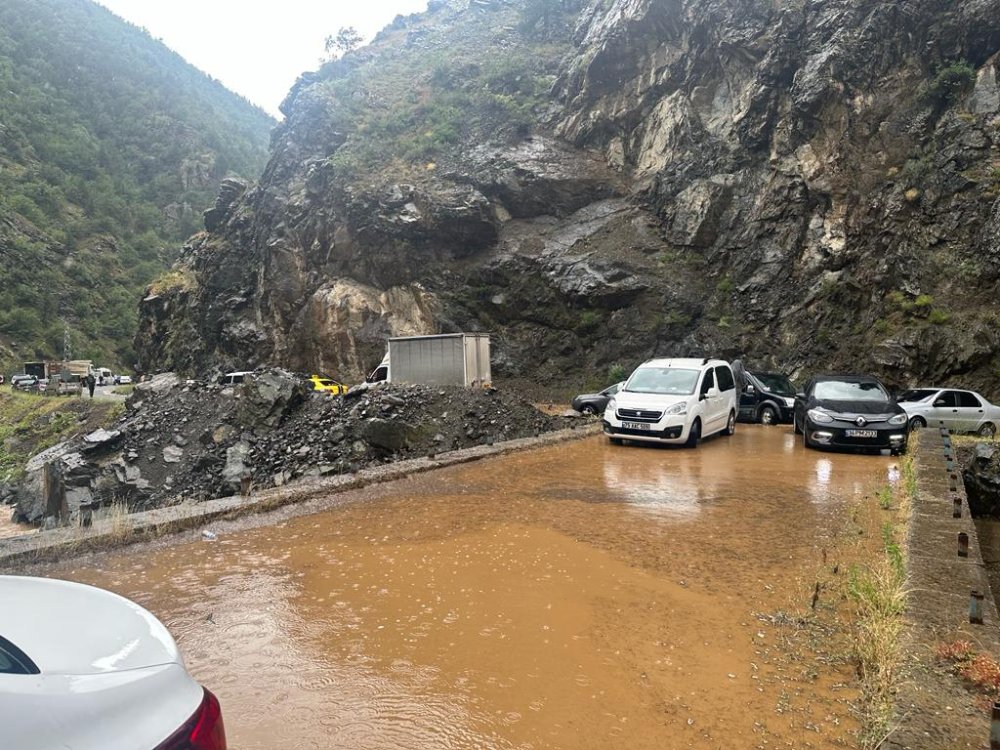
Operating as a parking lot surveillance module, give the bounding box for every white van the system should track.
[603,358,739,447]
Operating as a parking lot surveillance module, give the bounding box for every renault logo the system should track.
[855,416,867,427]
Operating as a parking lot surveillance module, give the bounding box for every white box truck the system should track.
[367,333,491,387]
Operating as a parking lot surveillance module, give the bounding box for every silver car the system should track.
[897,387,1000,437]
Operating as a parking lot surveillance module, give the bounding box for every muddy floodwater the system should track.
[51,426,897,749]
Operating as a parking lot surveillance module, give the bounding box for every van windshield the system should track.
[626,367,699,395]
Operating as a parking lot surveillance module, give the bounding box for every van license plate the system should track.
[845,429,878,438]
[623,422,651,430]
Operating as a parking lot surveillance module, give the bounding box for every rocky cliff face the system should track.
[136,0,1000,392]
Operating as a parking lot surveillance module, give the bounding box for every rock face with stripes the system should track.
[136,0,1000,391]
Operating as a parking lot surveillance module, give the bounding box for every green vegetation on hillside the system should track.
[321,1,579,181]
[0,0,274,372]
[0,390,122,483]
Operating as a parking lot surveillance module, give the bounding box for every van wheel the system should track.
[759,405,777,425]
[724,411,736,436]
[685,419,701,448]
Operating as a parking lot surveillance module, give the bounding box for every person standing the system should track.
[86,372,96,399]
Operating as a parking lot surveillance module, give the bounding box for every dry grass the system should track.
[850,450,915,748]
[106,498,133,545]
[937,640,1000,710]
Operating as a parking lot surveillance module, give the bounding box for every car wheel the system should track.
[759,405,777,425]
[685,418,701,448]
[909,416,926,430]
[608,437,623,445]
[581,404,597,416]
[978,422,997,439]
[803,425,812,450]
[724,410,736,436]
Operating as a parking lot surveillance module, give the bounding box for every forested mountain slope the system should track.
[0,0,274,370]
[137,0,1000,393]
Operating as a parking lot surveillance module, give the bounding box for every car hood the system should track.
[614,391,688,409]
[0,576,182,676]
[807,397,903,416]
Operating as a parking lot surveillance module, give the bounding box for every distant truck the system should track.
[366,333,491,387]
[24,360,93,380]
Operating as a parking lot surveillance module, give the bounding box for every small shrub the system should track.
[577,310,602,332]
[716,277,734,294]
[924,61,976,107]
[914,294,934,308]
[877,485,893,510]
[899,157,932,187]
[607,363,627,384]
[929,309,951,325]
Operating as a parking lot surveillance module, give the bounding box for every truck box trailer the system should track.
[368,333,491,387]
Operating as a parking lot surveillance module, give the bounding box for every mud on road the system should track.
[41,426,897,749]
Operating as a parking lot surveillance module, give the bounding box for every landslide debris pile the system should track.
[10,370,561,525]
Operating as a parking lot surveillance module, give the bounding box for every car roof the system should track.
[0,576,182,676]
[639,358,728,368]
[810,374,883,383]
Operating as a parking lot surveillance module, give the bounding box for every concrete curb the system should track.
[886,432,1000,749]
[0,422,602,569]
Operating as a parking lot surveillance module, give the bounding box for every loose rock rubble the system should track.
[10,370,562,525]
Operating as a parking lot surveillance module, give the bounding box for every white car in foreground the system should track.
[0,576,226,750]
[602,357,739,447]
[898,387,1000,437]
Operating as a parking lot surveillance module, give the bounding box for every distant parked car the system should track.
[738,372,797,424]
[55,377,82,397]
[115,374,133,385]
[217,371,250,386]
[572,382,623,415]
[898,387,1000,437]
[0,575,227,750]
[308,375,348,395]
[603,358,739,447]
[11,375,38,392]
[794,374,909,454]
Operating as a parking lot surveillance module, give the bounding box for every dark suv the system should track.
[738,372,796,424]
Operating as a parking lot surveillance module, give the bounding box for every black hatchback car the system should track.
[793,375,909,454]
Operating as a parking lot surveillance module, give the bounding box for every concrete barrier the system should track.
[887,433,1000,748]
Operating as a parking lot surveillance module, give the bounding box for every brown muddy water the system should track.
[48,426,897,750]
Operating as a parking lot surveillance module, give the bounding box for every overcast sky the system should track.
[93,0,429,118]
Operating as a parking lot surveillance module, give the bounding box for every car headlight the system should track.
[807,408,834,424]
[606,398,616,412]
[783,397,795,407]
[665,402,688,416]
[889,413,908,426]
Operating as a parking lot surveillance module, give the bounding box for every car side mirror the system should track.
[707,387,720,399]
[745,385,755,394]
[933,399,946,407]
[796,392,805,400]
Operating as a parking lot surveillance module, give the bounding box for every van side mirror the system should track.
[706,387,720,399]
